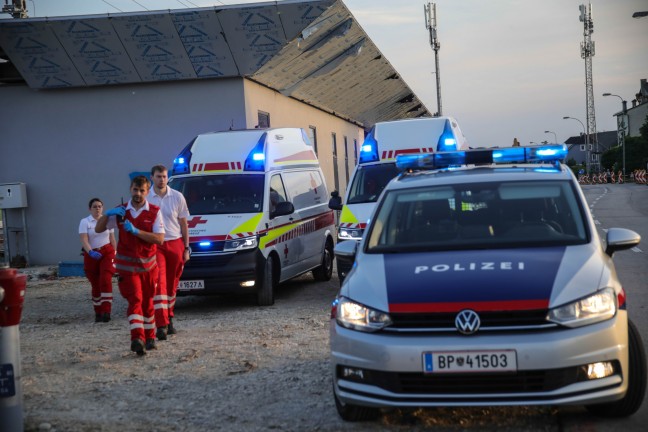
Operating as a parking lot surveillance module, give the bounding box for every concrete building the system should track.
[0,0,431,266]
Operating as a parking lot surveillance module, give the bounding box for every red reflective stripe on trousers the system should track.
[118,266,158,341]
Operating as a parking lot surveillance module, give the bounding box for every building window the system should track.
[332,132,339,193]
[258,111,270,128]
[309,126,318,155]
[580,144,586,151]
[353,139,358,165]
[344,136,350,185]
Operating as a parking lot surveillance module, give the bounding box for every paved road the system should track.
[556,183,648,432]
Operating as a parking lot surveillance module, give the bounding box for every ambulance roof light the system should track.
[171,138,195,176]
[244,133,267,171]
[436,119,458,152]
[358,128,380,164]
[396,144,568,171]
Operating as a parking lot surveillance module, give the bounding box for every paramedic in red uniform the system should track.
[79,197,116,323]
[96,176,164,356]
[148,165,190,341]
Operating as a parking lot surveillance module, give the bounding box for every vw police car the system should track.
[330,144,646,421]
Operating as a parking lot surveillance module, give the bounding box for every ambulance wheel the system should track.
[313,238,334,281]
[257,255,275,306]
[333,382,379,422]
[585,319,647,417]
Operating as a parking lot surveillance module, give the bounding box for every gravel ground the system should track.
[14,267,574,432]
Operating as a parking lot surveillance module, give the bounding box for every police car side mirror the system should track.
[334,240,358,259]
[329,191,343,210]
[272,201,294,218]
[605,228,641,257]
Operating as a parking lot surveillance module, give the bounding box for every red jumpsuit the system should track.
[114,204,160,343]
[83,243,116,315]
[154,238,185,326]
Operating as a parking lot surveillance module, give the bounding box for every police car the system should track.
[330,144,646,421]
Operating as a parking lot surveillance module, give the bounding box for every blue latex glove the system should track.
[105,207,126,217]
[88,250,102,260]
[124,220,139,235]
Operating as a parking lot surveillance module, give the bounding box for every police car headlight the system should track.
[335,297,392,332]
[338,228,364,240]
[547,288,617,328]
[223,236,258,252]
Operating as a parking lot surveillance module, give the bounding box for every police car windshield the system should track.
[169,174,264,214]
[365,180,588,252]
[347,163,400,204]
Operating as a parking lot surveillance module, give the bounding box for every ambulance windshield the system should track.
[169,174,264,214]
[347,163,400,204]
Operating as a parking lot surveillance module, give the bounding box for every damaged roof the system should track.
[0,0,430,126]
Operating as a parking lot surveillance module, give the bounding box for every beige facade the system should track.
[243,79,363,195]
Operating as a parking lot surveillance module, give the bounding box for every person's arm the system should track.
[80,233,92,253]
[125,224,164,245]
[95,215,110,233]
[179,217,190,262]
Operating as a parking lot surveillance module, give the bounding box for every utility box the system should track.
[0,183,28,209]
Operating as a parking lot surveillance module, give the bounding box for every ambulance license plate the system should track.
[178,280,204,290]
[423,350,517,373]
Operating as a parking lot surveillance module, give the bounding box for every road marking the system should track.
[631,247,643,253]
[594,220,600,225]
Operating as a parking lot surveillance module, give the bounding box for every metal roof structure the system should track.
[0,0,430,126]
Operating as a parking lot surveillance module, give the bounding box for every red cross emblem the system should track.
[187,216,208,228]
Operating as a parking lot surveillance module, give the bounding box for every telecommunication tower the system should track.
[424,3,442,117]
[579,3,599,173]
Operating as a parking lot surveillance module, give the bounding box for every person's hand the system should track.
[88,250,102,260]
[124,220,139,235]
[105,207,126,217]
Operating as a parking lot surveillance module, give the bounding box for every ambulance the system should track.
[329,116,469,283]
[169,128,335,306]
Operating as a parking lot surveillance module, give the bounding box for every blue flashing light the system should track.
[171,138,195,176]
[244,133,267,171]
[396,144,568,171]
[199,241,212,247]
[436,119,458,152]
[358,128,380,164]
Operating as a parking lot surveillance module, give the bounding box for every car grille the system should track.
[387,309,554,332]
[338,364,620,395]
[185,253,234,268]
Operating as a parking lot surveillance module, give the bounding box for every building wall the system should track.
[242,79,364,195]
[0,79,247,265]
[628,102,648,137]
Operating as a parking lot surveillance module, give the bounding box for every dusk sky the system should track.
[10,0,648,148]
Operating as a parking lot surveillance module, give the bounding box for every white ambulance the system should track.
[169,128,335,305]
[329,116,468,283]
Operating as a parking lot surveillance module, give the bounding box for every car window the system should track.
[347,163,400,204]
[169,174,264,214]
[366,180,588,252]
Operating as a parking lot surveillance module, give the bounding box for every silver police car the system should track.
[330,144,646,421]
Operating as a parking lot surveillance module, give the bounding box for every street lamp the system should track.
[602,93,627,180]
[544,130,557,143]
[563,116,589,173]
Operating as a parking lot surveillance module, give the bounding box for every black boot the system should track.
[156,326,167,341]
[167,317,177,335]
[95,313,102,323]
[102,312,111,323]
[145,338,157,350]
[130,339,146,356]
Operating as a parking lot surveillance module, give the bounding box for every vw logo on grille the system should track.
[455,309,481,335]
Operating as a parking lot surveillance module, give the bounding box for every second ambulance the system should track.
[329,116,469,282]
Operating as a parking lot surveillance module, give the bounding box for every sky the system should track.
[10,0,648,148]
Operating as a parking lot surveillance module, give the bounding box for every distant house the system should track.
[611,78,648,139]
[565,131,617,167]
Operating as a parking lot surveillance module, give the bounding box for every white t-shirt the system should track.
[79,215,113,249]
[147,187,189,241]
[106,200,165,234]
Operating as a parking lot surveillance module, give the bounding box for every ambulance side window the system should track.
[269,175,287,214]
[282,170,325,211]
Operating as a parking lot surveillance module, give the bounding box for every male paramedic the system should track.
[96,175,164,356]
[147,164,190,341]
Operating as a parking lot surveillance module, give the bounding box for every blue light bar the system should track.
[358,128,380,164]
[396,144,568,171]
[199,241,212,247]
[171,138,195,176]
[244,133,267,171]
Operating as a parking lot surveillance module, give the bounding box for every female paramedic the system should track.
[79,198,117,323]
